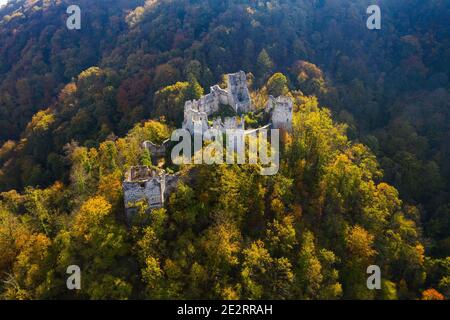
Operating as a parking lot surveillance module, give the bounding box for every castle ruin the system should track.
[123,166,179,219]
[265,95,293,130]
[183,71,292,135]
[183,71,252,134]
[123,71,294,217]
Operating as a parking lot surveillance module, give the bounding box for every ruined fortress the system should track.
[123,71,293,217]
[123,166,179,218]
[265,95,293,130]
[182,71,292,134]
[182,71,251,134]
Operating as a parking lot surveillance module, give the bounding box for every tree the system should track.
[266,215,296,257]
[421,288,444,300]
[266,73,289,97]
[0,205,52,299]
[153,82,190,125]
[241,240,294,299]
[185,74,204,101]
[296,231,323,299]
[136,225,165,298]
[343,225,377,299]
[256,49,274,85]
[241,240,273,299]
[293,60,327,96]
[53,196,132,299]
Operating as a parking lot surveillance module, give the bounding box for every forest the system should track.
[0,0,448,299]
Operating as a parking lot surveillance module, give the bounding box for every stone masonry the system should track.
[183,71,252,134]
[123,166,179,218]
[124,71,294,217]
[265,95,293,130]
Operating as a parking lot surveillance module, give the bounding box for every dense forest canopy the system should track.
[0,0,449,299]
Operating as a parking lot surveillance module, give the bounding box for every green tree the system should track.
[53,196,132,299]
[256,49,274,85]
[266,73,289,97]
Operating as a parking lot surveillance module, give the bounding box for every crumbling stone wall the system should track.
[123,72,295,218]
[183,71,252,134]
[266,95,293,130]
[227,71,252,113]
[123,166,181,218]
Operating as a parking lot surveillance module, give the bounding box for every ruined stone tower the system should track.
[123,71,295,218]
[226,71,252,113]
[123,166,166,211]
[266,95,293,131]
[182,71,252,134]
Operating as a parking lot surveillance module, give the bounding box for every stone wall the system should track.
[182,71,252,134]
[123,166,182,218]
[123,166,167,218]
[266,95,293,130]
[227,71,252,113]
[123,72,295,219]
[210,116,245,133]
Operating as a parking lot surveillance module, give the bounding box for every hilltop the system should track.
[0,0,449,299]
